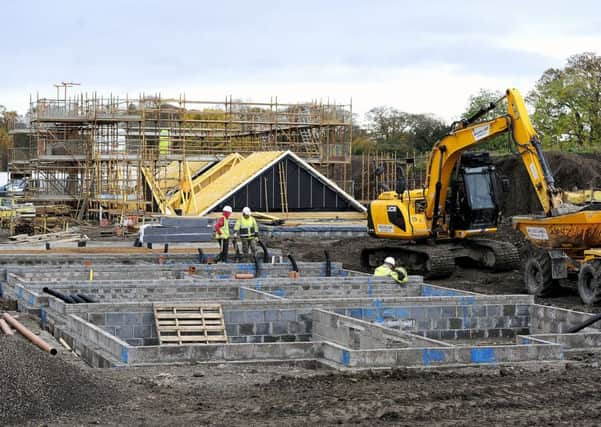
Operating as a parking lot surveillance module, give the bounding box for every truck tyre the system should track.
[523,252,557,297]
[578,262,601,305]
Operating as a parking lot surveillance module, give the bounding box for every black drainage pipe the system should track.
[567,313,601,333]
[43,287,74,304]
[254,255,262,278]
[76,294,97,303]
[197,248,206,263]
[70,294,86,304]
[287,254,299,273]
[324,250,332,277]
[257,240,270,263]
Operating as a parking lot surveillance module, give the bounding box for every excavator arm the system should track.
[424,88,562,226]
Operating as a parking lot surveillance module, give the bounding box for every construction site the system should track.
[4,87,601,427]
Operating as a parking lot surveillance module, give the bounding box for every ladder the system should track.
[278,161,289,214]
[153,303,228,345]
[298,106,320,157]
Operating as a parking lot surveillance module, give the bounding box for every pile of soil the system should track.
[0,334,121,426]
[496,151,601,216]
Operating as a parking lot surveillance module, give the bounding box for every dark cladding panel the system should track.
[207,154,360,213]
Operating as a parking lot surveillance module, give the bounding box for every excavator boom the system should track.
[364,87,562,278]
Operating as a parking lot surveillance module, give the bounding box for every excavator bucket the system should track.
[562,190,601,205]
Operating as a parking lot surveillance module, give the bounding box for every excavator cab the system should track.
[448,152,501,235]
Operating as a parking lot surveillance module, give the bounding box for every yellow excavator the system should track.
[362,88,565,278]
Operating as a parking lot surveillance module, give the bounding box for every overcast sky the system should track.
[1,0,600,121]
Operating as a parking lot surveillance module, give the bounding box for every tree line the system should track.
[353,52,601,154]
[1,52,600,163]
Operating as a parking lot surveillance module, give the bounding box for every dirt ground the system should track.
[2,330,601,427]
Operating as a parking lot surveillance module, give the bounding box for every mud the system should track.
[9,356,601,426]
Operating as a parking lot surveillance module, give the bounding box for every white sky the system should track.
[1,0,600,122]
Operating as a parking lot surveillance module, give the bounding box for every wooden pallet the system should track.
[153,304,227,345]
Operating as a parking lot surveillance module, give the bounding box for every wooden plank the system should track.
[155,313,222,319]
[160,335,227,343]
[154,304,222,310]
[153,303,227,346]
[158,325,225,332]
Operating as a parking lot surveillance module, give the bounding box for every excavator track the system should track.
[360,238,519,279]
[360,242,456,279]
[462,238,521,271]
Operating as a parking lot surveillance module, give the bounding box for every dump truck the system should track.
[514,200,601,304]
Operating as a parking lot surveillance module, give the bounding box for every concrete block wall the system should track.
[11,270,179,282]
[260,277,421,299]
[223,308,313,344]
[190,261,349,279]
[528,332,601,348]
[530,304,598,334]
[131,342,316,365]
[312,309,451,350]
[330,296,532,340]
[44,283,242,303]
[321,340,563,369]
[66,314,132,361]
[82,307,158,346]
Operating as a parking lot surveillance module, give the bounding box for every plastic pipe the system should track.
[287,254,299,272]
[257,240,270,263]
[70,294,86,303]
[76,294,96,303]
[2,313,57,355]
[324,250,332,277]
[0,318,13,335]
[43,287,74,304]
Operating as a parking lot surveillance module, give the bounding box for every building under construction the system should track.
[9,93,353,219]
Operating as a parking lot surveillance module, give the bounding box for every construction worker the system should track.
[233,206,259,261]
[213,205,232,262]
[374,257,408,285]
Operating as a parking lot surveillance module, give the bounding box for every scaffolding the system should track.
[358,151,428,203]
[10,93,352,218]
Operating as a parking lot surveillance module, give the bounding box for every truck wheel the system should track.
[523,253,557,297]
[578,262,601,305]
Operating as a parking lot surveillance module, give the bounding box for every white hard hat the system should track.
[242,207,251,216]
[223,205,233,213]
[384,257,396,266]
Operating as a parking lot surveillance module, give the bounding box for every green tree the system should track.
[403,113,448,153]
[528,52,601,150]
[462,89,509,152]
[351,123,375,154]
[365,107,447,153]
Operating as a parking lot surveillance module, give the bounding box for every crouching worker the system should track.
[233,206,259,261]
[374,257,408,285]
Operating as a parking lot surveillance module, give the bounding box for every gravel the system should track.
[0,334,119,426]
